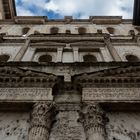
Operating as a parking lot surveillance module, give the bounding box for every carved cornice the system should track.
[74,65,140,87]
[0,66,58,87]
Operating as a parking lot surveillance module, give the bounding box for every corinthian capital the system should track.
[79,103,106,140]
[29,102,56,140]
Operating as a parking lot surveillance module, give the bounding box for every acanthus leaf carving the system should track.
[29,102,56,140]
[79,103,107,140]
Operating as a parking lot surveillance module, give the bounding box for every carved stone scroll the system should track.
[29,102,56,140]
[79,103,106,140]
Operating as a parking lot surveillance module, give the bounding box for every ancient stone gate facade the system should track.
[0,0,140,140]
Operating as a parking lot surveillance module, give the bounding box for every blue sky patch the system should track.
[15,0,134,19]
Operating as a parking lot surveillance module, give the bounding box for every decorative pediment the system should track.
[74,66,140,87]
[0,66,58,88]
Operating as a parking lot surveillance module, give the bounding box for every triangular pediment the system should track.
[74,66,140,86]
[0,66,58,87]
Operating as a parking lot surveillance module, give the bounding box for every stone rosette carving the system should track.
[79,103,106,140]
[29,102,56,140]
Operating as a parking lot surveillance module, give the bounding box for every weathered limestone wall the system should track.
[0,112,30,140]
[0,46,22,61]
[114,45,140,61]
[0,24,137,36]
[106,112,140,140]
[50,110,86,140]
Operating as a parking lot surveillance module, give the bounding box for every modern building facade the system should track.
[0,0,140,140]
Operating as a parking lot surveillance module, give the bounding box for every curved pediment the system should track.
[0,66,58,88]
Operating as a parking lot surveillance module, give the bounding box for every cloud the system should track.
[16,6,35,16]
[15,0,134,19]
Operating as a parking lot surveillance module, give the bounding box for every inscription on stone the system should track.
[0,88,53,102]
[83,88,140,101]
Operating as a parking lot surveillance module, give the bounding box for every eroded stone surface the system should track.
[0,112,30,140]
[106,112,140,140]
[49,111,86,140]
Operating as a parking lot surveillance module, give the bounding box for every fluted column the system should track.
[29,102,56,140]
[104,35,121,61]
[79,103,106,140]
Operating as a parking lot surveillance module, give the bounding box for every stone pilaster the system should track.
[22,47,36,61]
[73,47,79,62]
[29,102,56,140]
[79,103,106,140]
[104,35,121,61]
[56,47,63,62]
[14,39,30,61]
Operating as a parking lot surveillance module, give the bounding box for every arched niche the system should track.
[126,54,139,62]
[78,27,86,34]
[83,54,97,62]
[107,27,115,35]
[22,27,30,35]
[38,54,52,62]
[0,54,10,62]
[50,27,59,34]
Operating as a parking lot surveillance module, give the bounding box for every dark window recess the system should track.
[22,27,30,35]
[107,27,115,34]
[39,55,52,62]
[126,55,139,62]
[78,27,86,34]
[83,55,97,62]
[0,55,10,62]
[50,27,59,34]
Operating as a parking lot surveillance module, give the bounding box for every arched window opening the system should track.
[126,55,139,62]
[22,27,30,35]
[107,27,115,34]
[83,54,97,62]
[78,27,86,34]
[38,55,52,62]
[50,27,59,34]
[0,54,10,62]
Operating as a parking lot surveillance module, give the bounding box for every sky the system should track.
[15,0,134,19]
